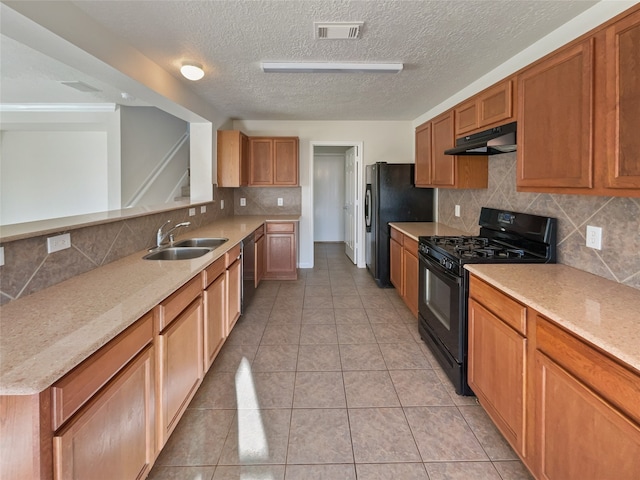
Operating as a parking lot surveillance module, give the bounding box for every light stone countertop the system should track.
[388,222,470,240]
[465,264,640,373]
[0,215,299,395]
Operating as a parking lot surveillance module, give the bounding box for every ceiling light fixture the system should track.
[261,62,403,73]
[180,62,205,81]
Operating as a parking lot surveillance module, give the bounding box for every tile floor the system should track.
[148,243,533,480]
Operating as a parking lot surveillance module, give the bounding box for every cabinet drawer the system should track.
[469,275,526,335]
[51,313,153,430]
[404,236,418,255]
[225,243,242,267]
[536,316,640,424]
[266,222,295,233]
[202,256,226,289]
[157,276,201,331]
[390,227,403,244]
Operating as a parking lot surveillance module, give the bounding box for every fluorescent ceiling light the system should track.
[180,63,205,81]
[0,103,117,112]
[261,62,403,73]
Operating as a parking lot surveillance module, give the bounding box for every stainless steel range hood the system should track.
[444,121,517,156]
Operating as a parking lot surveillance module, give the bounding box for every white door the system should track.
[344,147,357,263]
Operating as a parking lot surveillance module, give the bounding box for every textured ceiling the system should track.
[6,1,601,121]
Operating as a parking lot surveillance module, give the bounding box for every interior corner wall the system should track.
[232,120,413,268]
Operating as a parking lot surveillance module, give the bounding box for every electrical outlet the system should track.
[0,247,4,266]
[189,208,196,216]
[454,205,461,217]
[277,198,284,206]
[47,233,71,253]
[240,197,246,207]
[220,199,224,210]
[586,225,602,250]
[200,205,206,214]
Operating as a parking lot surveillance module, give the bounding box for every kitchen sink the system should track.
[143,247,213,261]
[173,237,228,248]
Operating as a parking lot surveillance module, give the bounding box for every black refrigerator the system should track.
[365,163,434,287]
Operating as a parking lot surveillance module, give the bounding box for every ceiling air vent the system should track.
[315,22,363,40]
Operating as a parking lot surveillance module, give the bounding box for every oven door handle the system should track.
[420,254,462,285]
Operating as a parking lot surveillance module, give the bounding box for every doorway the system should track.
[311,143,362,266]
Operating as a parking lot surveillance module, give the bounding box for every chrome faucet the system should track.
[155,220,191,248]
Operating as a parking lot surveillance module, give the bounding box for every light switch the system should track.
[189,208,196,216]
[240,197,246,207]
[277,198,284,206]
[200,205,207,214]
[220,199,225,209]
[455,205,461,217]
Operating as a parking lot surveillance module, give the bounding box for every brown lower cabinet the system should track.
[0,239,247,480]
[389,227,419,317]
[469,274,640,479]
[264,221,297,280]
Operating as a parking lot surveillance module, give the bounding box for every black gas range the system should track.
[417,207,557,395]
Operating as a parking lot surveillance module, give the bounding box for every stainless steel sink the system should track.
[143,247,213,261]
[173,237,228,248]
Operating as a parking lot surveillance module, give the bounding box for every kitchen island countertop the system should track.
[466,263,640,373]
[0,215,299,395]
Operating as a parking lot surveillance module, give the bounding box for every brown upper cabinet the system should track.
[249,137,299,186]
[415,110,488,189]
[517,6,640,196]
[455,78,516,136]
[217,130,249,188]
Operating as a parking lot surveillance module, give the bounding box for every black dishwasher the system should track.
[241,232,256,313]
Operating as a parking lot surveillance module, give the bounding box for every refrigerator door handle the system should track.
[364,186,372,232]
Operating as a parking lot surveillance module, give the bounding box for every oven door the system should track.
[418,253,464,363]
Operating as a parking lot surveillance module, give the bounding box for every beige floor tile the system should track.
[343,370,400,407]
[304,285,332,297]
[293,371,346,408]
[348,407,421,463]
[334,308,369,325]
[214,465,285,480]
[225,320,267,346]
[211,344,259,374]
[356,285,386,296]
[155,409,235,466]
[355,463,429,480]
[273,296,304,310]
[299,324,338,345]
[297,344,342,371]
[287,409,354,464]
[365,307,404,324]
[379,342,431,369]
[492,461,535,480]
[268,308,303,324]
[339,344,387,371]
[148,466,216,480]
[252,345,299,372]
[332,295,364,309]
[260,324,301,345]
[425,461,502,480]
[389,370,454,407]
[359,295,395,310]
[248,296,277,310]
[404,406,488,462]
[218,409,292,465]
[189,371,237,409]
[285,464,356,480]
[458,405,518,461]
[252,372,296,409]
[303,295,333,309]
[301,308,335,324]
[371,323,416,343]
[336,324,376,344]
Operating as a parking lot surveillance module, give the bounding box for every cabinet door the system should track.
[217,130,249,188]
[478,80,513,128]
[389,236,403,293]
[517,39,594,189]
[468,298,527,457]
[415,122,432,186]
[204,273,226,371]
[455,99,478,135]
[255,234,265,288]
[265,233,295,277]
[274,138,298,185]
[402,247,419,317]
[226,258,242,334]
[249,138,274,185]
[431,111,456,186]
[53,347,155,480]
[604,10,640,189]
[157,299,203,448]
[535,352,640,480]
[241,132,250,186]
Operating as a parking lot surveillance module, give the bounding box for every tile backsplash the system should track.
[438,153,640,290]
[0,188,235,305]
[233,187,302,215]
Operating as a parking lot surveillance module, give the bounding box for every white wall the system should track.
[0,130,109,224]
[314,154,346,242]
[234,120,413,268]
